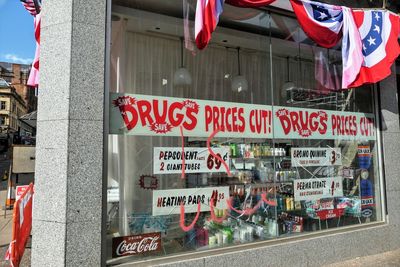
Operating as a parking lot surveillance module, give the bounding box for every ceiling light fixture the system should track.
[173,37,192,87]
[231,47,248,93]
[281,56,295,100]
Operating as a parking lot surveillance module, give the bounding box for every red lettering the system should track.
[250,109,269,134]
[250,110,256,133]
[360,117,374,137]
[345,116,350,135]
[299,111,309,133]
[238,108,245,132]
[319,115,327,134]
[352,116,357,135]
[137,100,154,126]
[262,110,268,134]
[183,109,198,130]
[277,110,291,135]
[232,107,238,132]
[336,115,342,135]
[168,102,185,127]
[153,100,168,124]
[225,108,232,132]
[220,107,226,131]
[290,111,301,133]
[309,112,319,132]
[205,105,212,132]
[213,106,220,131]
[331,115,337,135]
[119,104,138,131]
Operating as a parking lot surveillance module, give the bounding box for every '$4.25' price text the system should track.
[208,190,225,206]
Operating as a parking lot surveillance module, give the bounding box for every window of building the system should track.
[0,116,5,126]
[106,1,384,265]
[0,101,6,110]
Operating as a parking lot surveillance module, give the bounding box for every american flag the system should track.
[20,0,41,87]
[20,0,41,16]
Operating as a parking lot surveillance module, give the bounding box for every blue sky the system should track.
[0,0,36,65]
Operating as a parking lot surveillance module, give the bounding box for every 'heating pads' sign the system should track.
[294,177,343,201]
[110,93,376,141]
[153,147,229,174]
[152,187,229,216]
[291,147,342,167]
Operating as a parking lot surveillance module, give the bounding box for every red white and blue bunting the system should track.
[195,0,400,89]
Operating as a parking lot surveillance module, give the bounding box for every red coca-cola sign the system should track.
[112,232,162,258]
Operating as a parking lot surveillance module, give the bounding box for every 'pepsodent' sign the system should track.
[110,93,375,140]
[154,147,229,174]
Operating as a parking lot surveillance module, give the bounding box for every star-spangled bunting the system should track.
[195,0,400,89]
[348,10,400,87]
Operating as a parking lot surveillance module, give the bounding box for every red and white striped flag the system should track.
[21,0,39,16]
[20,0,41,87]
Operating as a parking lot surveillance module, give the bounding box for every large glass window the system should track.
[106,1,383,265]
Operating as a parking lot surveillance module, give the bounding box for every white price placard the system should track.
[291,147,342,167]
[153,147,229,174]
[152,186,229,216]
[294,177,343,201]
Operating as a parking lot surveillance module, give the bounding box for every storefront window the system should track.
[106,1,383,265]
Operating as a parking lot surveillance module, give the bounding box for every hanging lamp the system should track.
[281,56,295,99]
[173,37,192,87]
[231,47,248,93]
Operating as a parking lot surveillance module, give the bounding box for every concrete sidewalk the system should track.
[0,190,12,247]
[323,248,400,267]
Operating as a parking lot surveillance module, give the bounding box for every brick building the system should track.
[0,62,37,113]
[0,62,37,139]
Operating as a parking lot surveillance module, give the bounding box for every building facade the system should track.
[0,79,28,135]
[0,62,38,113]
[31,1,400,266]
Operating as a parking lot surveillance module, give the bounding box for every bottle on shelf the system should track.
[285,196,291,211]
[230,143,238,158]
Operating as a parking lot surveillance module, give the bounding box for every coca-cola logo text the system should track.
[112,233,162,258]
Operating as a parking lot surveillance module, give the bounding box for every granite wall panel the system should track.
[31,0,106,266]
